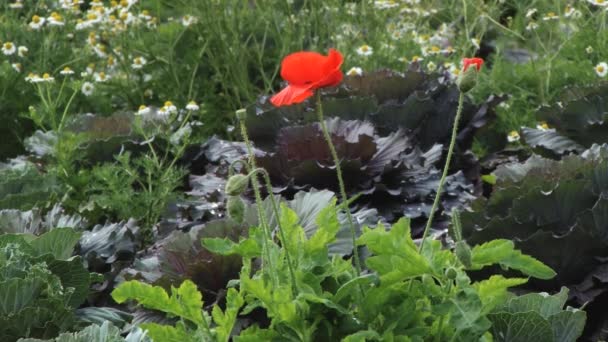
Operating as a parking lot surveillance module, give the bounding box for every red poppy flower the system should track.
[270,49,344,107]
[462,57,484,72]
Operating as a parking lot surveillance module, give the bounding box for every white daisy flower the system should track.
[525,8,537,18]
[131,56,147,69]
[47,12,65,26]
[2,42,16,55]
[586,46,594,54]
[17,46,28,57]
[136,105,150,116]
[29,15,46,30]
[39,73,55,83]
[159,101,177,116]
[346,67,363,76]
[536,122,551,131]
[564,5,575,17]
[81,82,95,96]
[526,22,539,31]
[596,62,608,77]
[186,101,200,111]
[93,72,110,83]
[427,61,437,72]
[355,44,373,56]
[507,131,520,143]
[542,12,559,21]
[9,1,24,9]
[25,73,41,82]
[181,15,198,27]
[11,63,22,72]
[60,67,75,75]
[588,0,608,7]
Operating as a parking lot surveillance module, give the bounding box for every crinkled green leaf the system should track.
[112,280,204,326]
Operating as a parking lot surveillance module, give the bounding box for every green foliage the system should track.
[194,202,578,341]
[0,159,62,211]
[17,321,149,342]
[112,280,242,342]
[0,229,92,342]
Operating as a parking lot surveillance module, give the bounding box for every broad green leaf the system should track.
[473,275,527,313]
[112,280,204,326]
[488,311,553,342]
[45,257,91,308]
[30,228,81,260]
[549,310,586,342]
[504,287,568,318]
[0,277,46,315]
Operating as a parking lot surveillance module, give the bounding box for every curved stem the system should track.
[254,167,298,296]
[239,118,275,282]
[315,93,361,276]
[418,92,465,253]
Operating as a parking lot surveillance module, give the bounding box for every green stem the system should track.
[256,168,298,297]
[418,92,465,253]
[315,93,361,276]
[239,118,275,282]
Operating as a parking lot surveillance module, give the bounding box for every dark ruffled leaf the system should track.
[521,127,584,156]
[77,220,139,271]
[528,83,608,153]
[461,144,608,339]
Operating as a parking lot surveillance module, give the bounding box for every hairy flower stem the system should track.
[418,92,465,253]
[256,168,298,296]
[315,93,362,276]
[239,118,276,283]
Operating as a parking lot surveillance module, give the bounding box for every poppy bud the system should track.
[445,267,458,280]
[457,66,479,93]
[225,174,250,196]
[457,57,483,93]
[455,240,472,268]
[235,108,247,121]
[227,196,246,223]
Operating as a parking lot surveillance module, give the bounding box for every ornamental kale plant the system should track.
[520,84,608,157]
[0,228,92,342]
[190,69,501,234]
[461,144,608,340]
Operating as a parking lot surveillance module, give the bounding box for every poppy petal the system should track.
[270,84,314,107]
[316,49,344,87]
[280,51,327,85]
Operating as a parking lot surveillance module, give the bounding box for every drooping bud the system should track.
[225,174,250,196]
[227,196,246,223]
[455,240,472,268]
[445,267,458,280]
[457,57,483,93]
